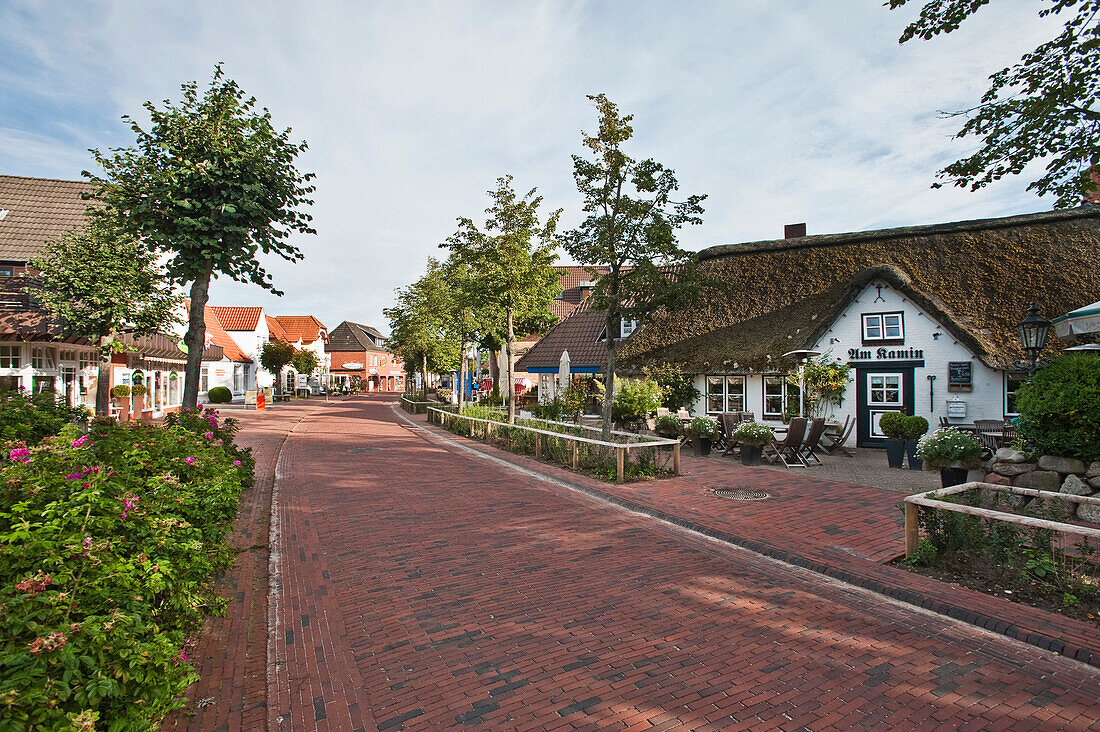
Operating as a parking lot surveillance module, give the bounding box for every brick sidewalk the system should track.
[162,400,325,732]
[406,405,1100,669]
[263,396,1099,730]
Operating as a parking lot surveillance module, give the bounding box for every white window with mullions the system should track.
[862,312,904,343]
[1005,373,1026,416]
[706,375,746,414]
[0,345,21,369]
[868,373,902,406]
[31,347,56,370]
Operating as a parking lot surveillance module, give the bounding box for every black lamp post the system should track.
[1016,304,1052,380]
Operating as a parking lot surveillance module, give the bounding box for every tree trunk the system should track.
[421,352,429,400]
[182,261,214,409]
[94,334,114,417]
[602,310,616,440]
[506,308,516,425]
[458,338,467,413]
[488,349,499,394]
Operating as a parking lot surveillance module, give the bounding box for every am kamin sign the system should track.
[848,347,924,361]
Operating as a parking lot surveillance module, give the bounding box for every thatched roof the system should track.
[621,207,1100,372]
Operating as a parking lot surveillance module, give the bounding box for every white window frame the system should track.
[706,375,746,414]
[868,373,903,406]
[763,375,797,418]
[1005,373,1025,417]
[862,312,904,343]
[31,347,56,370]
[0,345,21,369]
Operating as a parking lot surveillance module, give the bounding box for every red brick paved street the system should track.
[253,395,1099,731]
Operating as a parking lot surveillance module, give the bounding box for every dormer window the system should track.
[862,312,903,344]
[596,317,639,342]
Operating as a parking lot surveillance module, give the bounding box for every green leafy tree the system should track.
[890,0,1100,205]
[442,255,499,412]
[385,259,460,397]
[28,211,179,416]
[644,362,702,411]
[259,339,295,396]
[84,64,315,409]
[443,176,560,424]
[290,348,319,379]
[561,94,706,437]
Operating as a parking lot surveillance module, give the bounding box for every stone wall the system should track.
[982,448,1100,524]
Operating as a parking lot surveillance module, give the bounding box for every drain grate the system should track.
[711,487,770,501]
[347,447,381,454]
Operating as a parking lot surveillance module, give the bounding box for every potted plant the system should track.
[655,414,682,439]
[688,416,717,456]
[110,384,130,401]
[877,411,907,468]
[902,415,929,470]
[732,421,774,466]
[130,383,148,418]
[915,428,982,488]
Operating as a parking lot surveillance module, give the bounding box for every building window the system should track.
[1005,373,1026,416]
[200,367,209,393]
[0,267,12,277]
[0,346,21,369]
[285,370,295,392]
[169,373,180,404]
[763,375,799,418]
[620,318,638,338]
[233,364,243,393]
[31,347,56,370]
[706,376,746,414]
[869,373,902,405]
[862,312,904,343]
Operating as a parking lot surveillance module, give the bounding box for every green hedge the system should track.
[1016,354,1100,461]
[0,407,254,729]
[207,386,233,404]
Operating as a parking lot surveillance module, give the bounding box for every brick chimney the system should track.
[784,223,807,239]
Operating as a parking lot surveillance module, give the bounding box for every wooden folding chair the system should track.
[821,415,854,457]
[764,417,808,467]
[721,412,742,455]
[799,418,827,465]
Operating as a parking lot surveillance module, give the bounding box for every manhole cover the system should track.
[347,447,381,454]
[712,488,770,501]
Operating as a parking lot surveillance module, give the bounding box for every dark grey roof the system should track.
[0,175,91,262]
[326,321,388,352]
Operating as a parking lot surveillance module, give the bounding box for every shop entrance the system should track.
[855,366,915,447]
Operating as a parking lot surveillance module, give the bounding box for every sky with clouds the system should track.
[0,0,1063,333]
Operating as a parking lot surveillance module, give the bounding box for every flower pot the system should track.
[694,437,712,457]
[740,444,764,466]
[939,466,970,488]
[884,438,905,469]
[905,440,923,470]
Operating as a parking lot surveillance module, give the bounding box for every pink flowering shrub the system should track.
[0,416,254,729]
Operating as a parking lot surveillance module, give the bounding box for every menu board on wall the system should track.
[948,361,973,391]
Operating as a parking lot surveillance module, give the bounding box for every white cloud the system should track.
[0,0,1068,332]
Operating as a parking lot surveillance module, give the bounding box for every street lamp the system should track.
[1016,304,1052,380]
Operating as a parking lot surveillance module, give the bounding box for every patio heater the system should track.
[782,349,821,418]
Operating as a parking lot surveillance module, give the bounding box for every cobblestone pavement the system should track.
[261,396,1098,731]
[163,400,323,732]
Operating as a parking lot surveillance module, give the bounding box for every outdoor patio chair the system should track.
[764,417,808,467]
[720,412,743,455]
[974,419,1004,453]
[938,416,950,429]
[820,415,854,457]
[656,407,670,418]
[798,418,827,465]
[1002,420,1016,447]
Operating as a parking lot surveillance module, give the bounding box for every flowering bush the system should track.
[0,409,254,729]
[732,421,774,446]
[688,416,718,438]
[915,427,982,469]
[0,389,87,445]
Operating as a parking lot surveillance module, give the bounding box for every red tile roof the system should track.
[273,315,327,345]
[265,315,291,343]
[209,306,263,331]
[0,175,92,261]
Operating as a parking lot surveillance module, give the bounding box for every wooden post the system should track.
[535,434,542,460]
[572,443,580,470]
[904,502,919,557]
[485,422,492,443]
[673,443,681,476]
[616,447,626,483]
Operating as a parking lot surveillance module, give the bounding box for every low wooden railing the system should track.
[427,407,680,482]
[902,481,1100,557]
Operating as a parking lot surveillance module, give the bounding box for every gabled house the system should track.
[270,315,328,393]
[208,306,274,392]
[326,321,404,391]
[0,174,221,418]
[619,208,1100,445]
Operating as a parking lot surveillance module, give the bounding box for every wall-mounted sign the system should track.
[948,361,973,392]
[848,347,924,361]
[341,362,363,369]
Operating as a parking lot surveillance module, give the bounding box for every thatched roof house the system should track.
[621,207,1100,373]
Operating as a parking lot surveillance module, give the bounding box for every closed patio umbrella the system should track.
[1052,300,1100,339]
[558,350,571,395]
